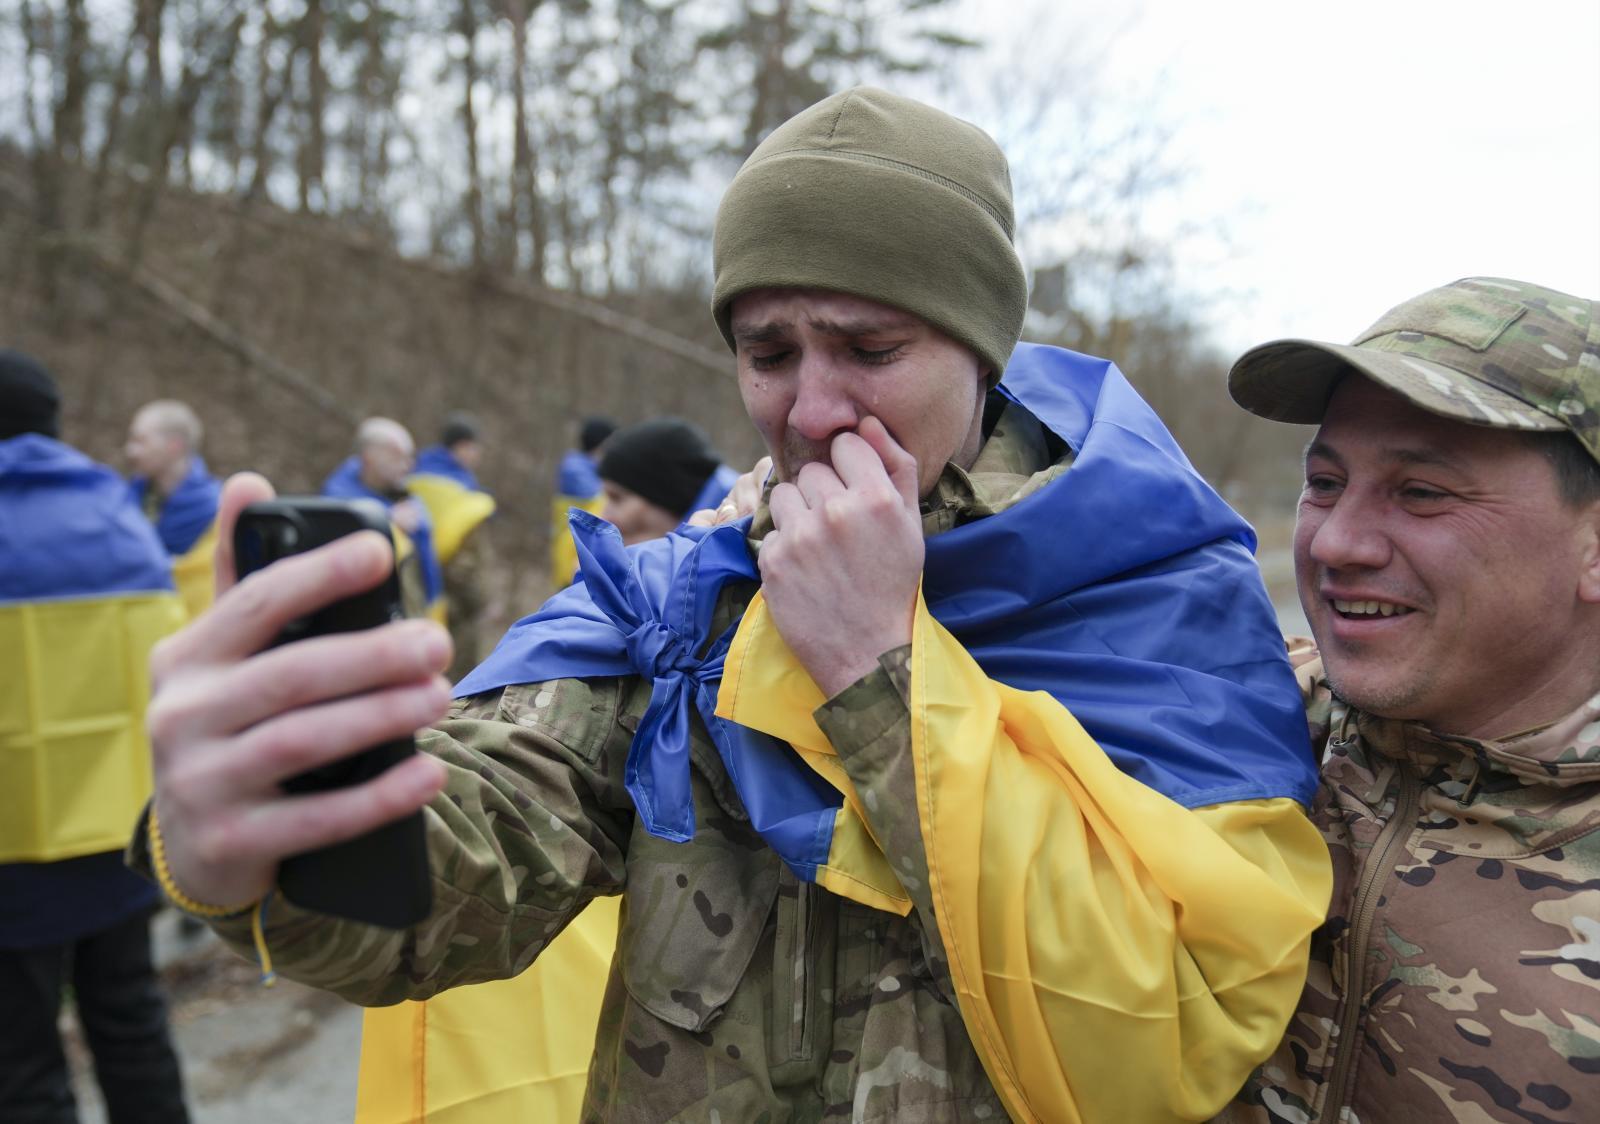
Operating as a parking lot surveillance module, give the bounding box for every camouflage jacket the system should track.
[164,403,1069,1122]
[1224,648,1600,1123]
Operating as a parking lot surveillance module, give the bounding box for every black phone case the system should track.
[234,498,433,929]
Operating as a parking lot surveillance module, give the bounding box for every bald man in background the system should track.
[126,400,222,620]
[322,417,442,620]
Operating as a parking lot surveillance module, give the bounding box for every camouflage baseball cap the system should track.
[1229,277,1600,465]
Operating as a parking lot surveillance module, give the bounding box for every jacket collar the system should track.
[1337,683,1600,789]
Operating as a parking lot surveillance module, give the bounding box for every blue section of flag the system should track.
[415,445,486,494]
[0,435,174,602]
[557,449,602,499]
[322,456,443,603]
[456,344,1316,881]
[688,464,741,516]
[129,456,220,556]
[0,434,170,949]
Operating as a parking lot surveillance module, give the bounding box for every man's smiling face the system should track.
[729,288,989,500]
[1294,375,1598,738]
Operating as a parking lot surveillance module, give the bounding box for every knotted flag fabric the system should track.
[129,455,221,557]
[323,456,444,604]
[455,343,1316,913]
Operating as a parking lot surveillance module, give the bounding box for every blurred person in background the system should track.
[596,417,739,546]
[410,412,497,680]
[1222,278,1600,1123]
[549,415,615,586]
[125,399,221,621]
[323,416,443,621]
[0,351,190,1123]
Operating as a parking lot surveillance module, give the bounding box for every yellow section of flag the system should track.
[0,592,185,862]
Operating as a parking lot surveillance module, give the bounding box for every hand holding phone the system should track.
[145,473,451,928]
[232,497,435,927]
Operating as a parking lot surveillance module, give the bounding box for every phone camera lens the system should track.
[239,526,267,570]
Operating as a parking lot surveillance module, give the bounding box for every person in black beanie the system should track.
[1,349,192,1122]
[597,417,724,546]
[0,348,62,439]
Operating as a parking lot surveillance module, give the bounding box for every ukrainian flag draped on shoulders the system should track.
[408,446,496,567]
[456,344,1332,1121]
[323,456,444,612]
[0,435,183,935]
[130,455,221,620]
[550,450,605,588]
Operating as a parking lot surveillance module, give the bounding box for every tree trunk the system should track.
[20,0,65,308]
[87,5,141,230]
[505,0,545,281]
[126,12,247,267]
[458,0,487,270]
[245,17,292,203]
[296,0,327,213]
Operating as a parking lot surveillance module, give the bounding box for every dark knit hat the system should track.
[599,418,721,518]
[580,416,617,453]
[0,349,61,439]
[712,87,1027,379]
[439,411,482,448]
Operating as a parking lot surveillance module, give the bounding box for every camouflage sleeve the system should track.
[813,646,956,1000]
[192,677,634,1006]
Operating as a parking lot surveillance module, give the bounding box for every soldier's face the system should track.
[600,481,683,546]
[729,289,988,499]
[125,410,182,478]
[1294,376,1600,738]
[362,436,414,493]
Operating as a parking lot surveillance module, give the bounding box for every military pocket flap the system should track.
[619,821,780,1032]
[498,676,622,767]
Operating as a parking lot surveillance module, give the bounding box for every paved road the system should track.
[67,912,362,1124]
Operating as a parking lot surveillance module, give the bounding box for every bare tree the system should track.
[295,0,327,212]
[456,0,488,269]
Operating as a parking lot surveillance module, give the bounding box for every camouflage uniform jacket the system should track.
[134,404,1064,1123]
[143,403,1318,1122]
[1224,647,1600,1123]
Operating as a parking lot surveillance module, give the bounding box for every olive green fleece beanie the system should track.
[711,87,1027,380]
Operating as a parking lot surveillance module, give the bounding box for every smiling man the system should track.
[1224,278,1600,1122]
[134,88,1329,1122]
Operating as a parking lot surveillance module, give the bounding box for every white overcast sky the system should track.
[941,0,1600,357]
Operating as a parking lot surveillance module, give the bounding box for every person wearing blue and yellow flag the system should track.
[0,351,190,1122]
[410,413,497,680]
[357,415,735,1122]
[597,417,740,546]
[135,88,1331,1122]
[323,416,444,622]
[125,398,222,621]
[550,415,614,587]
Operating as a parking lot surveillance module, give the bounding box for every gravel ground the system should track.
[65,911,363,1124]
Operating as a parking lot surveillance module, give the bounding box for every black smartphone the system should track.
[234,497,433,929]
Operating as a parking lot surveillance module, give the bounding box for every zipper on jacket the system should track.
[791,882,810,1058]
[1323,762,1421,1117]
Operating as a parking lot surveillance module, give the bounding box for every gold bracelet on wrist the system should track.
[147,806,257,918]
[147,806,277,985]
